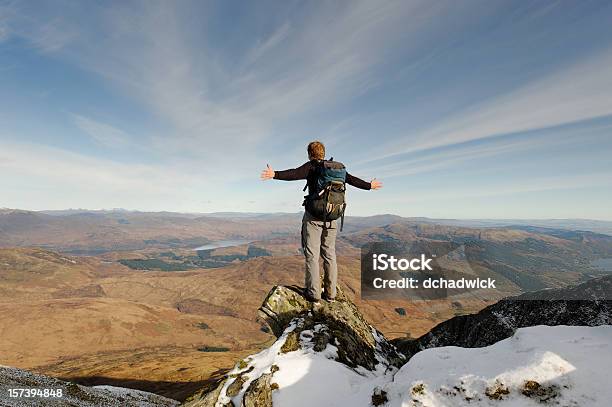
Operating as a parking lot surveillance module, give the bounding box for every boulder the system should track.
[185,285,405,406]
[259,285,405,370]
[241,373,273,407]
[182,377,230,407]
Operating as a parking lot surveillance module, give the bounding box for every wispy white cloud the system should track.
[0,2,14,43]
[0,24,7,43]
[0,2,78,52]
[353,171,612,220]
[367,48,612,163]
[367,121,612,179]
[2,0,612,216]
[71,114,131,148]
[5,0,474,162]
[0,139,211,211]
[0,140,192,192]
[383,172,612,204]
[243,22,292,67]
[28,17,77,52]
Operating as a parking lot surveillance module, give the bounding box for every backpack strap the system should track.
[304,159,326,195]
[340,203,346,232]
[322,188,328,224]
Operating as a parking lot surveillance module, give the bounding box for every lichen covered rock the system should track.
[241,373,273,407]
[259,285,404,370]
[186,285,404,406]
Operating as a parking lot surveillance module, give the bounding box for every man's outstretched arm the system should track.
[260,162,311,181]
[346,173,383,190]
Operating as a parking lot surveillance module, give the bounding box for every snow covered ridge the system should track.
[0,365,179,406]
[393,275,612,356]
[186,325,612,407]
[185,282,612,407]
[384,325,612,407]
[215,318,400,407]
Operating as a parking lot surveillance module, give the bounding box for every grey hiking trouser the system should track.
[301,211,338,300]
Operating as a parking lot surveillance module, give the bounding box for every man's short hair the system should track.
[307,141,325,160]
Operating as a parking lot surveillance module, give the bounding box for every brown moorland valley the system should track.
[1,209,611,401]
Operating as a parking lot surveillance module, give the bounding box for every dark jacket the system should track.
[273,160,371,196]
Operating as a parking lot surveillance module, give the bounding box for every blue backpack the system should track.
[303,159,347,230]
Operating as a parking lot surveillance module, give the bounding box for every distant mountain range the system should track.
[1,209,611,253]
[0,209,301,253]
[2,208,612,294]
[428,218,612,236]
[8,208,612,234]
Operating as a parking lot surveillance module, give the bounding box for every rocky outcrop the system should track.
[259,285,405,370]
[392,275,612,357]
[184,285,404,406]
[241,373,273,407]
[184,278,612,406]
[182,377,231,407]
[0,365,179,406]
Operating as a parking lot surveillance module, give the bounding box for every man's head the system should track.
[307,141,325,160]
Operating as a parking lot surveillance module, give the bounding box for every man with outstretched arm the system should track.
[261,141,382,303]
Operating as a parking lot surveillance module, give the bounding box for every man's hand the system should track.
[370,178,383,190]
[260,164,275,180]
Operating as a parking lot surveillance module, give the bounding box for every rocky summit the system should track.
[183,285,405,407]
[258,285,405,370]
[183,278,612,407]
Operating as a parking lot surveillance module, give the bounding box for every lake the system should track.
[591,258,612,271]
[194,239,251,251]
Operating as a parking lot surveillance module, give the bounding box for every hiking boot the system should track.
[322,294,336,303]
[304,292,321,304]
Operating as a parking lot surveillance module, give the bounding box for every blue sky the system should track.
[1,0,611,219]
